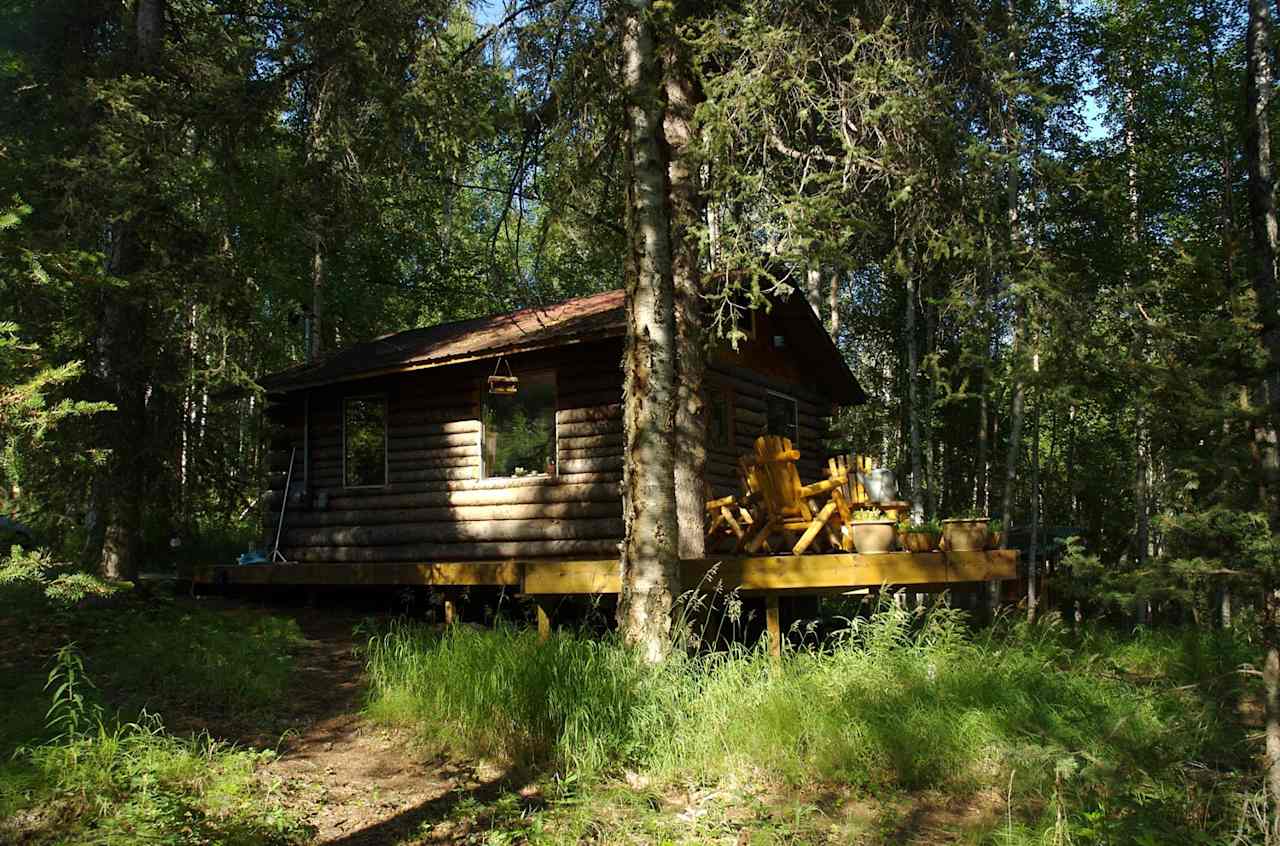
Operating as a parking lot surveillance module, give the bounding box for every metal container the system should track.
[858,468,898,503]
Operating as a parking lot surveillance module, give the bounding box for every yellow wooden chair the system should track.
[739,436,850,555]
[705,484,757,551]
[826,453,912,525]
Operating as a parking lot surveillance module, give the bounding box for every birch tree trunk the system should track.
[828,271,840,336]
[618,0,680,663]
[805,265,823,315]
[999,0,1025,551]
[1246,0,1280,823]
[905,274,925,523]
[664,37,707,560]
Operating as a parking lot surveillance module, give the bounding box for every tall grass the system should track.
[1,646,308,845]
[364,601,1256,840]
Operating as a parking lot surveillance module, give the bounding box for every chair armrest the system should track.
[799,476,845,498]
[705,495,737,511]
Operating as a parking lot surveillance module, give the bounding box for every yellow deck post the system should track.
[766,595,781,659]
[536,599,552,641]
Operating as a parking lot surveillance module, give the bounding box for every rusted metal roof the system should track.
[259,288,864,404]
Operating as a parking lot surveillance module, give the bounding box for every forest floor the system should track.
[0,587,1263,844]
[0,592,1010,845]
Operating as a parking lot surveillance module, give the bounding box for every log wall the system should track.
[703,362,833,497]
[265,342,626,564]
[263,334,835,564]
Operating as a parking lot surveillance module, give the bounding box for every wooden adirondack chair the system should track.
[826,453,912,525]
[705,483,757,551]
[739,436,851,555]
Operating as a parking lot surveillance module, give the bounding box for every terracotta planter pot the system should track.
[900,532,939,553]
[987,531,1005,549]
[851,520,897,554]
[941,518,989,552]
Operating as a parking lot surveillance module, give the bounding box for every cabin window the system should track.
[483,370,556,478]
[343,397,387,487]
[766,391,799,445]
[707,387,733,450]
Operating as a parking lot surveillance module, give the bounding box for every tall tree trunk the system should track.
[1247,0,1280,824]
[805,265,822,315]
[618,0,679,663]
[905,274,924,523]
[1027,399,1041,623]
[828,271,840,337]
[664,33,706,561]
[310,232,324,360]
[96,0,166,581]
[923,288,937,517]
[1125,79,1151,575]
[999,0,1024,545]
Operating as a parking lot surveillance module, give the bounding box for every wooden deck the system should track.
[192,550,1015,595]
[193,550,1016,655]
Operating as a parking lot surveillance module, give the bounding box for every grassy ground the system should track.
[363,602,1267,845]
[0,583,314,845]
[1,565,1270,845]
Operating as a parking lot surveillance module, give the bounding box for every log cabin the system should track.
[254,288,864,568]
[196,288,1016,649]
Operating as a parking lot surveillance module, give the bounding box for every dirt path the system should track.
[247,606,516,845]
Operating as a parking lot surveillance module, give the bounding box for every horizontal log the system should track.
[388,432,480,451]
[388,454,478,470]
[271,481,622,513]
[707,365,831,414]
[558,456,624,475]
[266,475,623,507]
[396,420,482,438]
[387,445,480,461]
[392,391,480,412]
[389,408,480,426]
[558,432,624,451]
[283,517,625,547]
[390,466,480,483]
[272,501,621,529]
[735,407,767,427]
[556,405,622,424]
[557,419,623,438]
[555,373,619,394]
[558,390,622,410]
[557,445,621,461]
[284,538,620,563]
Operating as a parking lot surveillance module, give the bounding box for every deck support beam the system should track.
[535,598,552,641]
[766,595,781,659]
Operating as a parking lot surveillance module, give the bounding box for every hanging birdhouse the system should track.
[487,357,519,395]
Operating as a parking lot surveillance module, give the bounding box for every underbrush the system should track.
[1,570,309,844]
[0,647,308,845]
[364,601,1259,843]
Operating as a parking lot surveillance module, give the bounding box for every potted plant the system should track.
[850,509,897,554]
[987,518,1005,549]
[941,510,990,552]
[898,519,942,553]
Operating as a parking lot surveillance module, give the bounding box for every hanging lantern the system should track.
[487,356,518,395]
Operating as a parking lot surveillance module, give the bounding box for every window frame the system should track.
[341,394,389,489]
[705,384,735,451]
[480,368,559,480]
[765,389,799,447]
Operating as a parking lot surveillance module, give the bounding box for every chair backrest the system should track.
[748,436,807,519]
[827,453,874,503]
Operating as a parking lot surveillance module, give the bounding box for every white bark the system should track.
[617,0,679,663]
